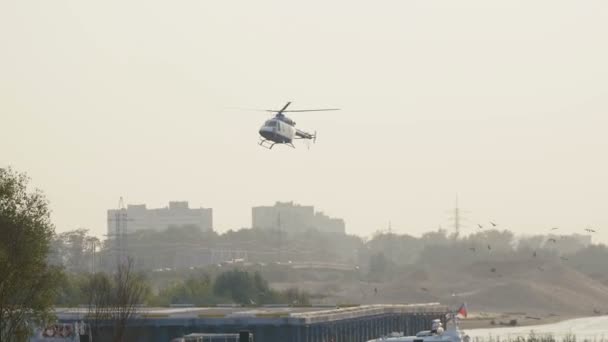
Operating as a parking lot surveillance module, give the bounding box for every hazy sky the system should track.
[2,1,607,242]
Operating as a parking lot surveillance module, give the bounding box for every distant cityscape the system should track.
[107,200,346,237]
[253,201,345,234]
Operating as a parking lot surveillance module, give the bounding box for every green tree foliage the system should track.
[114,227,363,271]
[365,232,422,265]
[367,252,394,280]
[467,229,515,253]
[114,226,218,270]
[50,228,100,273]
[153,273,216,306]
[0,168,62,341]
[57,269,311,309]
[213,269,311,305]
[565,244,608,278]
[517,235,546,252]
[213,269,278,305]
[54,273,90,307]
[281,287,311,306]
[420,228,450,245]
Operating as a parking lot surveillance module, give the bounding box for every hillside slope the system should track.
[272,260,608,316]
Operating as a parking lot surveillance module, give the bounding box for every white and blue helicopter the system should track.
[258,102,339,149]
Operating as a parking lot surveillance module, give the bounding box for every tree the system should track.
[367,252,394,280]
[281,287,311,306]
[85,272,113,339]
[54,272,89,307]
[85,258,148,342]
[566,244,608,278]
[213,269,280,305]
[153,273,216,306]
[51,228,97,273]
[0,167,62,341]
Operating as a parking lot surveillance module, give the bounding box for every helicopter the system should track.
[258,102,339,149]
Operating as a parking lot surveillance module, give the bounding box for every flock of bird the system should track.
[413,223,602,313]
[476,222,498,230]
[468,222,600,275]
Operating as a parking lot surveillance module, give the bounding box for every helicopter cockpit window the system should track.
[265,120,277,127]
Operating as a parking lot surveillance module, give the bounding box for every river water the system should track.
[466,316,608,341]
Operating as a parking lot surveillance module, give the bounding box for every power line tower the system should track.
[277,212,282,263]
[387,220,395,263]
[448,195,468,238]
[453,196,461,236]
[86,237,100,274]
[107,197,131,265]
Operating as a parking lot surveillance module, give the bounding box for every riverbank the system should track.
[460,312,579,330]
[465,315,608,339]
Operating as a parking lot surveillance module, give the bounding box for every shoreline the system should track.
[459,312,580,330]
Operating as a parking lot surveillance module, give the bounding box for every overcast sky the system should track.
[1,1,607,242]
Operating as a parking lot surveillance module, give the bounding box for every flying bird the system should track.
[478,224,483,229]
[420,287,429,292]
[487,244,492,250]
[548,238,557,243]
[533,251,537,258]
[491,267,496,273]
[551,227,559,231]
[560,256,569,261]
[490,222,497,227]
[585,228,596,233]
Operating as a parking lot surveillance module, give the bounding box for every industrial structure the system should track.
[56,303,449,342]
[252,201,345,234]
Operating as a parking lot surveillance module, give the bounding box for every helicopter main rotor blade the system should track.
[277,102,292,114]
[237,102,339,113]
[281,108,340,112]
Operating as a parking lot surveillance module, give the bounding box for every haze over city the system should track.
[2,1,607,242]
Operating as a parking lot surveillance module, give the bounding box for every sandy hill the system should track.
[272,260,608,316]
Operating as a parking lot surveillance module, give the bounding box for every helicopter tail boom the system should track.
[295,129,315,140]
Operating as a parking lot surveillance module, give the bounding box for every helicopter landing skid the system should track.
[259,139,295,149]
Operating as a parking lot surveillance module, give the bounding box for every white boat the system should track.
[367,314,470,342]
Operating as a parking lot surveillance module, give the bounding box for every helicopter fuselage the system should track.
[259,117,296,144]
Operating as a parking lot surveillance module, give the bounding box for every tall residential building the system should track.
[107,201,213,236]
[252,201,345,234]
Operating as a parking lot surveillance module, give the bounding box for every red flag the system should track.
[457,303,468,318]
